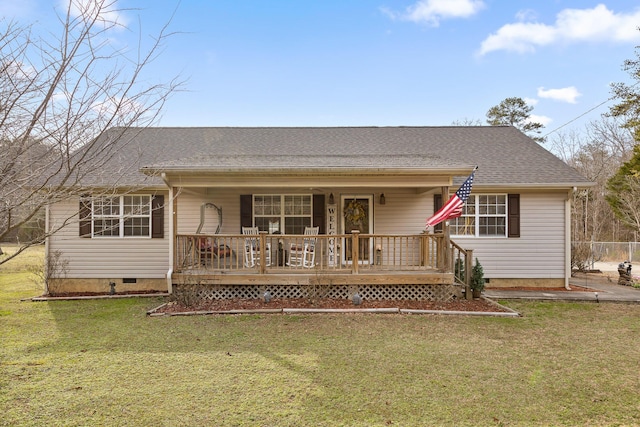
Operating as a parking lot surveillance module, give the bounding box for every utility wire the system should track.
[541,96,615,138]
[541,81,640,138]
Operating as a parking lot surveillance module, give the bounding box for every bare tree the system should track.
[551,117,636,242]
[451,117,483,126]
[0,0,181,264]
[612,175,640,233]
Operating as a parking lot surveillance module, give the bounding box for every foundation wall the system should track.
[47,278,167,295]
[487,278,565,288]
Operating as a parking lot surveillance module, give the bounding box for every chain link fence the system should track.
[572,241,639,271]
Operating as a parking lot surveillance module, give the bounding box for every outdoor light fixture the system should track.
[328,193,335,204]
[379,193,386,205]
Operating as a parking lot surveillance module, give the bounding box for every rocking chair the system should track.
[287,226,319,268]
[242,227,271,267]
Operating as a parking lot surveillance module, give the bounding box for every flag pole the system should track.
[441,184,450,270]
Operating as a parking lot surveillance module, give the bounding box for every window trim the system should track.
[252,194,313,234]
[91,194,153,238]
[450,193,509,238]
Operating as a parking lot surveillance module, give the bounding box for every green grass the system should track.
[2,244,640,426]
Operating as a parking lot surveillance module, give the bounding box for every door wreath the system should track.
[344,199,366,223]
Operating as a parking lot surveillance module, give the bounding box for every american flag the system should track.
[425,167,476,229]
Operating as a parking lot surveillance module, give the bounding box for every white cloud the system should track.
[514,9,537,22]
[523,97,539,106]
[52,92,69,104]
[528,114,552,126]
[383,0,485,26]
[4,60,36,80]
[63,0,128,30]
[91,95,141,118]
[479,22,556,54]
[537,86,581,104]
[479,4,640,55]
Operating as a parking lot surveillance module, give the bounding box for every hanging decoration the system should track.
[344,199,366,224]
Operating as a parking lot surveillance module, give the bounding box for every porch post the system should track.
[259,231,267,274]
[465,249,473,300]
[351,230,360,274]
[441,186,450,272]
[168,186,177,294]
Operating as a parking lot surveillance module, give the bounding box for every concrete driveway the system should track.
[484,272,640,303]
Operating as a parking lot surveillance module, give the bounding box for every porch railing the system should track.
[451,240,473,299]
[175,232,450,274]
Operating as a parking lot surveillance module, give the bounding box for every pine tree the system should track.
[606,145,640,233]
[471,258,485,292]
[486,97,546,143]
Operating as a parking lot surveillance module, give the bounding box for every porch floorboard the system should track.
[173,270,454,286]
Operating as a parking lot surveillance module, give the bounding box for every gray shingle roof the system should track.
[80,126,592,188]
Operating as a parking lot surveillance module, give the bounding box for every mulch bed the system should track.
[486,285,596,292]
[156,296,512,314]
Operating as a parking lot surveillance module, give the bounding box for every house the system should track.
[45,126,593,299]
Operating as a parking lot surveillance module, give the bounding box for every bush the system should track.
[471,258,485,292]
[571,242,592,272]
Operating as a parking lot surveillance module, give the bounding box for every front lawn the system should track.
[1,245,639,426]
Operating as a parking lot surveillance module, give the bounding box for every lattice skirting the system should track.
[173,283,460,302]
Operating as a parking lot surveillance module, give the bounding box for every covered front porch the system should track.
[172,232,473,301]
[151,157,478,302]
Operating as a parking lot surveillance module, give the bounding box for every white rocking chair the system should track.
[287,226,319,268]
[242,227,271,267]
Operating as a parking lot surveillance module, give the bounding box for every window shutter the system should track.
[151,195,164,238]
[433,194,443,233]
[79,195,91,238]
[508,194,520,238]
[240,195,253,231]
[313,194,325,234]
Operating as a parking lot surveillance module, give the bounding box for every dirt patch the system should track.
[156,297,511,314]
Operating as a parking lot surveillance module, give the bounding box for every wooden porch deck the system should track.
[173,269,454,286]
[173,233,471,301]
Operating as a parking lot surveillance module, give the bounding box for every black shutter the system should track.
[508,194,520,238]
[240,195,253,231]
[79,195,92,238]
[433,194,443,233]
[151,195,164,238]
[313,194,325,234]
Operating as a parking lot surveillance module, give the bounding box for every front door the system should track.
[341,195,373,264]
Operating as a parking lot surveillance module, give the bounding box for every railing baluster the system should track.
[174,233,455,274]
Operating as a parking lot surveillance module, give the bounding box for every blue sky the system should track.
[5,0,640,140]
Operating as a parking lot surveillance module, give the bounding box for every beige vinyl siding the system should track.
[176,189,425,236]
[48,194,169,278]
[452,192,567,279]
[49,188,566,281]
[176,190,240,235]
[373,189,431,235]
[370,190,568,279]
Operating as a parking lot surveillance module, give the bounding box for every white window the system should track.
[253,194,312,234]
[92,195,151,237]
[450,194,507,237]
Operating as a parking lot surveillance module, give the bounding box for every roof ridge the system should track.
[117,125,507,130]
